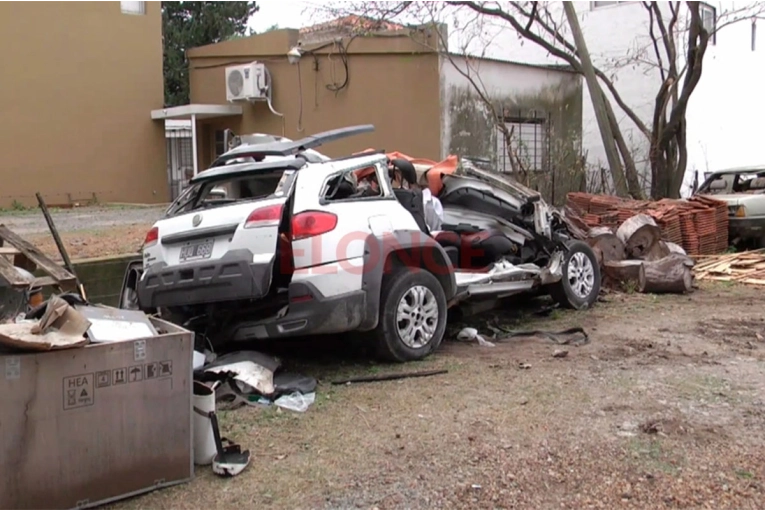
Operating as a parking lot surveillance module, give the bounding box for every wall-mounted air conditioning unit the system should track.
[225,62,269,102]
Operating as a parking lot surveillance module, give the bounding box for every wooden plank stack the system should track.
[693,249,765,286]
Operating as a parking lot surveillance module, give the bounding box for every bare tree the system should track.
[316,1,764,199]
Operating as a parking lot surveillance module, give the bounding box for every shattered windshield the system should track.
[165,170,295,218]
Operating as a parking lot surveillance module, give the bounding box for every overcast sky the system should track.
[247,1,317,33]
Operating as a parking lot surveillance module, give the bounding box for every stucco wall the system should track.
[440,55,583,204]
[188,32,443,167]
[0,2,167,207]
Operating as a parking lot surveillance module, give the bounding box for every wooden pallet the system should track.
[0,225,77,292]
[693,249,765,285]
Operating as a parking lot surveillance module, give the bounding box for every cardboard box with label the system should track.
[0,316,194,510]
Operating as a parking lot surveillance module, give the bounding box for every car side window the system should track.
[322,164,389,202]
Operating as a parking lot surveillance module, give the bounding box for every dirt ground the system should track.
[103,282,765,510]
[0,205,163,260]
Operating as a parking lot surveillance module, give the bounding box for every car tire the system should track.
[374,266,448,363]
[549,240,601,310]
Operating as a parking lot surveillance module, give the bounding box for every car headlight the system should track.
[728,205,747,217]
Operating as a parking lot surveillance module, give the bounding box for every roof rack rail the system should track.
[210,124,375,167]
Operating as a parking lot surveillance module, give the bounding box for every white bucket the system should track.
[193,381,217,466]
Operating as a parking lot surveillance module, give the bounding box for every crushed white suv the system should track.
[122,125,601,362]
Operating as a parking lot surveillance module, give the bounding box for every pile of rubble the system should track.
[566,192,729,256]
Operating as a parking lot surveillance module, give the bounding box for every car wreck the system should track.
[119,125,601,362]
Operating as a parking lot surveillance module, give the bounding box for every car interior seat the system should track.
[748,177,765,191]
[434,224,520,269]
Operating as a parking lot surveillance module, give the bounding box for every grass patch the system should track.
[627,437,684,475]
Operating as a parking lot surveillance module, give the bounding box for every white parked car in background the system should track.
[696,166,765,248]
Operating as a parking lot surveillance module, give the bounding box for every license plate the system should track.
[179,239,214,262]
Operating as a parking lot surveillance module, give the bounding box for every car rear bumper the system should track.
[729,217,765,240]
[225,281,367,341]
[137,249,273,309]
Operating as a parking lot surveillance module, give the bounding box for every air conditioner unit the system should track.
[225,62,269,102]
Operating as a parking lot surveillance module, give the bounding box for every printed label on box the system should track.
[63,373,94,410]
[134,339,147,361]
[5,357,20,380]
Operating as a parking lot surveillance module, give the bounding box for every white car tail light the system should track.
[291,211,338,240]
[144,226,159,247]
[244,204,284,229]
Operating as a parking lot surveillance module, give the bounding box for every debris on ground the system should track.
[195,350,318,413]
[331,369,449,385]
[456,327,496,347]
[693,248,765,286]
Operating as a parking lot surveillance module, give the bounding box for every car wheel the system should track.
[374,266,448,363]
[549,240,601,310]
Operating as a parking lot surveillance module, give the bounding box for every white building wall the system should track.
[456,1,762,196]
[439,55,579,159]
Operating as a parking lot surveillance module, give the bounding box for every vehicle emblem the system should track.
[192,214,203,227]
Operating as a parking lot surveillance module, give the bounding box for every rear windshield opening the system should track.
[166,171,287,217]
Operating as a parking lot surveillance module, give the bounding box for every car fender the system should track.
[358,230,457,331]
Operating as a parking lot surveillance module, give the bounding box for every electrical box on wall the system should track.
[225,62,269,102]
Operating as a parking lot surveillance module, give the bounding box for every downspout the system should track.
[191,113,199,176]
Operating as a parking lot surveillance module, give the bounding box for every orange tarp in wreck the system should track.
[353,149,459,196]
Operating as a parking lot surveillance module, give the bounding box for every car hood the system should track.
[697,193,763,205]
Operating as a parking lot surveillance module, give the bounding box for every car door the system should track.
[288,156,419,296]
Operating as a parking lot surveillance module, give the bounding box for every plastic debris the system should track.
[457,327,495,347]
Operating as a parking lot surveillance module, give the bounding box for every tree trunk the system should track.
[665,241,686,255]
[563,2,628,196]
[587,227,626,266]
[638,254,695,294]
[616,214,662,258]
[603,259,643,288]
[641,240,671,261]
[602,91,644,199]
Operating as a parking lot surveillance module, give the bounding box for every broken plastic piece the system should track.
[457,327,495,347]
[274,392,315,412]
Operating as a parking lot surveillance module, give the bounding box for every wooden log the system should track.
[603,260,643,288]
[616,214,661,258]
[665,242,686,256]
[641,240,672,262]
[587,227,626,266]
[638,254,695,294]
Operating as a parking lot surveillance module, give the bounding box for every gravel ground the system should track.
[106,282,765,510]
[0,205,165,260]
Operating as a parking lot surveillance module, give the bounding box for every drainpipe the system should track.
[191,113,199,176]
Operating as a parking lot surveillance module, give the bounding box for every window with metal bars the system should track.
[495,114,550,173]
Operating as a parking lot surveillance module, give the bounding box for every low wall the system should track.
[70,254,140,306]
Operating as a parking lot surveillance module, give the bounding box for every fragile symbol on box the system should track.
[63,373,94,410]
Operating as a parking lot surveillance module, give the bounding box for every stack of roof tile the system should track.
[690,195,730,253]
[565,192,730,255]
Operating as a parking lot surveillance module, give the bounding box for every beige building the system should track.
[161,24,583,203]
[0,1,167,207]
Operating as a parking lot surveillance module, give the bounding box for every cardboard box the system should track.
[0,317,194,510]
